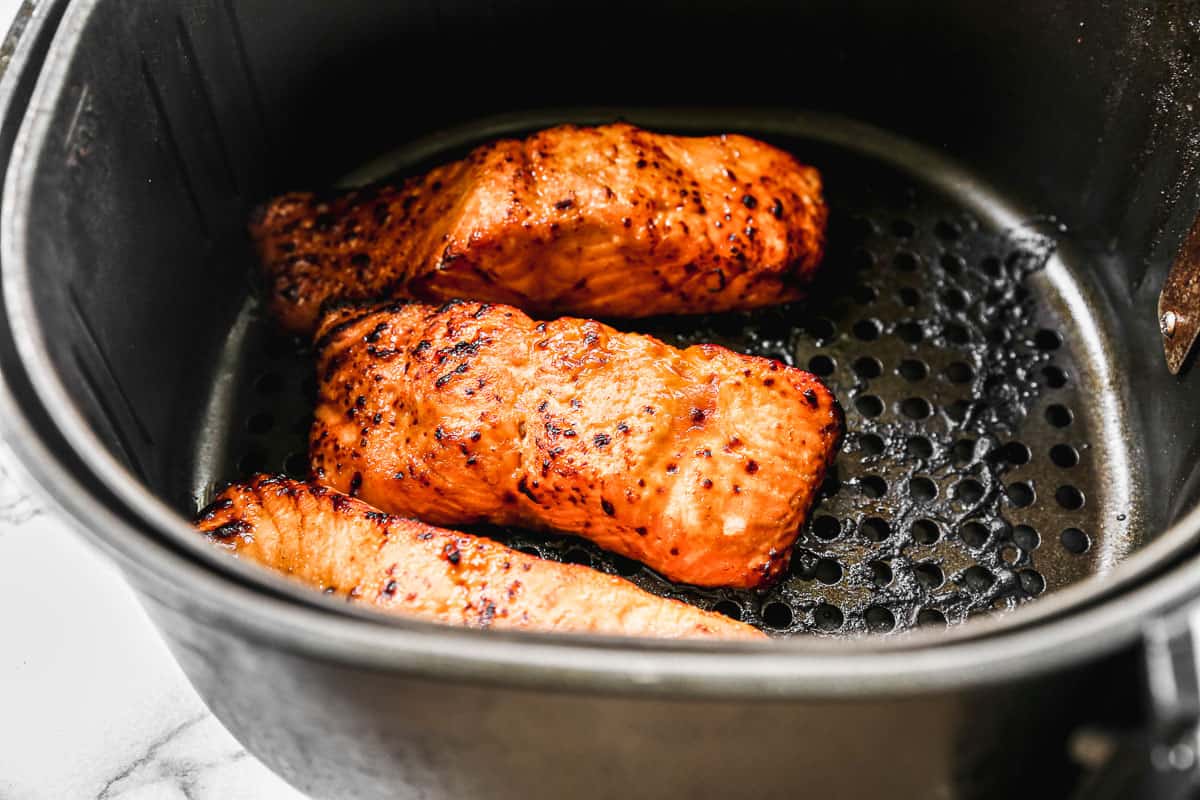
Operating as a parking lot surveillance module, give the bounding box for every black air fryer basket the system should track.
[2,2,1200,799]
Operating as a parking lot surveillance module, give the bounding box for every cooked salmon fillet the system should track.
[252,123,827,334]
[195,475,762,639]
[310,300,842,589]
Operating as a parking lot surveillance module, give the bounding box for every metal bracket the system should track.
[1159,213,1200,375]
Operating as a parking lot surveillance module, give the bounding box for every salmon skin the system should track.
[195,475,763,639]
[252,123,827,334]
[310,300,843,589]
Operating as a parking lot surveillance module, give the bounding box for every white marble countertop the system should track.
[0,446,306,799]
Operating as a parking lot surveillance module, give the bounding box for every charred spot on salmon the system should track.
[702,478,714,489]
[636,526,648,536]
[745,460,759,474]
[412,340,431,355]
[382,580,398,598]
[196,497,234,521]
[593,433,611,447]
[803,388,819,408]
[690,408,707,424]
[617,422,630,433]
[479,602,497,628]
[742,194,757,209]
[349,472,363,496]
[666,463,679,474]
[517,477,539,504]
[554,199,574,210]
[601,499,615,516]
[444,543,461,565]
[210,520,252,539]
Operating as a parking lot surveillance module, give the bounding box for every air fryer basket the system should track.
[8,0,1196,639]
[211,109,1133,636]
[4,1,1200,798]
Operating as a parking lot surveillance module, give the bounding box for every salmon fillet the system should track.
[195,475,762,639]
[252,123,827,334]
[310,300,842,589]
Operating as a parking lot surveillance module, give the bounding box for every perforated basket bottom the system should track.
[194,113,1137,636]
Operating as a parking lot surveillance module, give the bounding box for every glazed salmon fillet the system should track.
[310,300,842,589]
[252,123,827,334]
[196,475,762,639]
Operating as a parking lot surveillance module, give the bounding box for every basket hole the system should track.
[713,600,743,620]
[1050,444,1079,468]
[981,256,1002,278]
[238,449,267,474]
[820,471,842,498]
[807,354,836,377]
[1042,365,1068,388]
[860,475,887,499]
[945,361,974,383]
[254,372,285,394]
[812,515,841,540]
[1034,329,1063,351]
[914,562,944,589]
[852,248,875,270]
[893,250,920,271]
[951,438,976,464]
[284,452,309,476]
[997,441,1032,466]
[1019,570,1046,596]
[861,517,890,542]
[917,608,947,628]
[1007,481,1035,508]
[1013,525,1041,550]
[1046,404,1073,427]
[986,327,1010,346]
[963,565,995,592]
[763,602,794,630]
[815,559,843,584]
[898,359,929,381]
[896,322,924,344]
[943,323,970,345]
[301,375,318,399]
[813,603,844,631]
[853,319,882,341]
[855,395,884,417]
[611,555,643,577]
[999,544,1021,565]
[946,400,971,423]
[941,288,968,310]
[852,356,882,379]
[564,548,592,566]
[806,317,837,341]
[940,253,965,275]
[912,519,940,544]
[898,287,922,307]
[959,521,989,548]
[906,435,933,459]
[909,477,937,502]
[900,397,932,419]
[891,219,916,238]
[851,283,878,304]
[935,219,962,241]
[1061,527,1091,554]
[292,415,313,435]
[954,479,985,505]
[859,433,885,457]
[869,560,894,587]
[263,335,300,359]
[1056,485,1085,510]
[865,606,896,632]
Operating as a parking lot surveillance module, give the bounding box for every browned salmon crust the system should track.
[252,123,827,334]
[310,300,843,589]
[196,475,764,639]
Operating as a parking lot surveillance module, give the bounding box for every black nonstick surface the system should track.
[189,113,1140,636]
